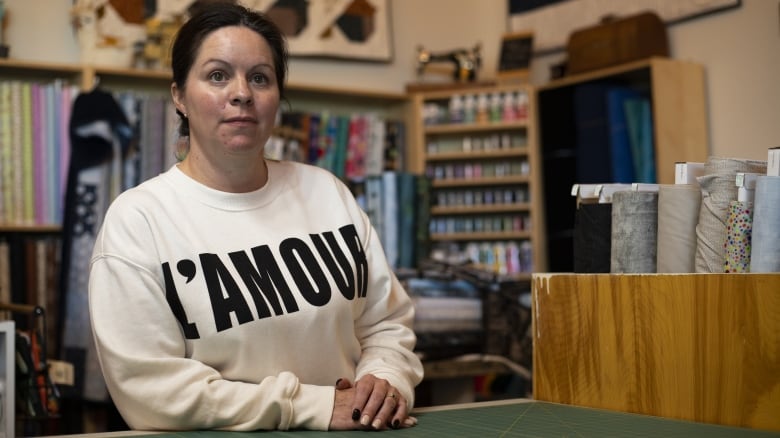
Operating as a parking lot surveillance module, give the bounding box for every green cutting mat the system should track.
[147,401,779,437]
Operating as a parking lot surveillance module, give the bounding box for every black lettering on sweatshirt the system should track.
[162,226,370,336]
[162,261,200,339]
[280,238,331,306]
[310,232,355,300]
[229,245,300,318]
[200,253,254,332]
[339,225,368,298]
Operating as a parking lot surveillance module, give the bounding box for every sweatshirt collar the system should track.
[164,161,284,211]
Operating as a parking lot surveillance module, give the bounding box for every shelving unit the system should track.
[0,58,414,229]
[536,57,709,272]
[409,84,546,279]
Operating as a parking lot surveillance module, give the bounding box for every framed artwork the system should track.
[497,31,534,82]
[248,0,393,62]
[508,0,741,54]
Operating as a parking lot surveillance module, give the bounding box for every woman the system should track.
[88,3,423,431]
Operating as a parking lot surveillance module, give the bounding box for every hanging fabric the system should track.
[58,87,134,402]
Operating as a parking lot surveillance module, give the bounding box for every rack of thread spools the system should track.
[570,147,780,274]
[421,89,529,126]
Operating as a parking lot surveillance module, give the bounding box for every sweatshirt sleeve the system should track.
[89,209,334,431]
[351,212,424,406]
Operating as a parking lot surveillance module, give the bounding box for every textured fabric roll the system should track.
[657,184,701,273]
[611,191,658,273]
[694,157,767,272]
[750,176,780,272]
[723,201,753,273]
[573,203,612,273]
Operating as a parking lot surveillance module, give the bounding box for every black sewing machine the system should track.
[416,43,482,82]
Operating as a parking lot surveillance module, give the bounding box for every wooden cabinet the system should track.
[409,84,546,278]
[531,273,780,432]
[536,57,709,271]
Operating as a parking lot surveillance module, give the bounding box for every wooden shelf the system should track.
[432,175,530,188]
[431,203,531,215]
[411,82,545,275]
[539,57,662,91]
[0,59,409,102]
[0,225,62,233]
[426,148,529,161]
[424,119,528,135]
[430,231,531,241]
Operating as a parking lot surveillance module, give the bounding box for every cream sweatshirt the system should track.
[89,160,423,430]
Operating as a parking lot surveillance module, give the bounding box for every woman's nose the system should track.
[230,79,252,105]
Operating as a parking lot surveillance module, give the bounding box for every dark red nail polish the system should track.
[392,419,400,429]
[352,409,360,421]
[336,378,342,386]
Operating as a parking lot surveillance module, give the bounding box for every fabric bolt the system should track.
[694,157,767,273]
[573,202,612,273]
[610,190,658,273]
[723,201,753,273]
[657,184,700,273]
[750,175,780,272]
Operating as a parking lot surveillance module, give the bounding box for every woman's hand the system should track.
[329,376,417,430]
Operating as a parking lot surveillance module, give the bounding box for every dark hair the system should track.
[171,3,288,136]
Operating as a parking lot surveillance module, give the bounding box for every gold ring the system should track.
[387,393,396,399]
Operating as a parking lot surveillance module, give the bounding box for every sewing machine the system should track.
[416,43,482,82]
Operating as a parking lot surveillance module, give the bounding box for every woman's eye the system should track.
[209,71,226,82]
[251,73,268,85]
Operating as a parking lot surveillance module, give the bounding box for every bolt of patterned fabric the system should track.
[657,184,701,273]
[610,190,658,273]
[750,175,780,272]
[723,200,753,273]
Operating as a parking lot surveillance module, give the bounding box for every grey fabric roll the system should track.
[657,184,701,273]
[694,157,767,273]
[611,190,659,273]
[750,176,780,272]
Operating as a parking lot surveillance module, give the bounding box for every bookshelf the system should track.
[536,57,709,272]
[409,83,547,279]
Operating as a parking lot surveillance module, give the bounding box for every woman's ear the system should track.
[171,82,185,115]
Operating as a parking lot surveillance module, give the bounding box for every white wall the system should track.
[4,0,778,159]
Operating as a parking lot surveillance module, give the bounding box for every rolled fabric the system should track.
[573,203,612,273]
[750,175,780,272]
[694,157,767,272]
[723,200,753,273]
[611,190,658,273]
[657,184,701,273]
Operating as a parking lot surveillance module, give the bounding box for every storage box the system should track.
[566,11,669,75]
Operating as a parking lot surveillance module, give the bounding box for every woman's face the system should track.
[172,25,280,162]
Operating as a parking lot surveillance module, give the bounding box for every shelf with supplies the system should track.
[536,56,709,272]
[409,83,546,278]
[0,59,415,232]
